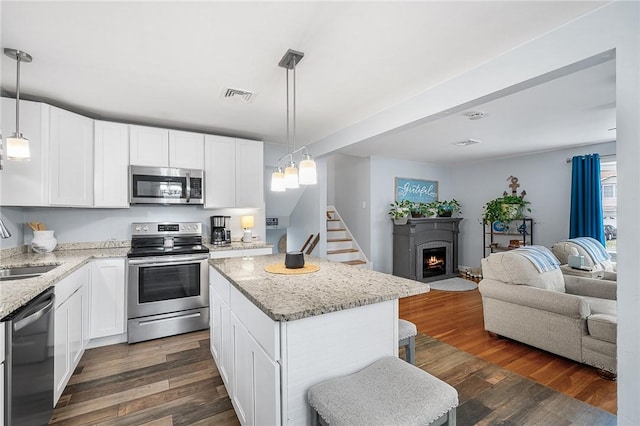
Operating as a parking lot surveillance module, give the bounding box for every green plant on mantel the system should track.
[436,199,462,217]
[409,201,429,217]
[388,200,411,219]
[482,195,531,224]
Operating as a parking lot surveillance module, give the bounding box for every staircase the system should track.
[326,206,369,267]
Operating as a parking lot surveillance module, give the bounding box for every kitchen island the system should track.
[209,254,429,425]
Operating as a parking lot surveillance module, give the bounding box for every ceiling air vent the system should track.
[221,87,256,103]
[453,139,481,147]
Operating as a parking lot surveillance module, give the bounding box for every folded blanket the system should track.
[565,237,611,264]
[512,245,560,273]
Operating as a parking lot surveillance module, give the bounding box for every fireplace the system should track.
[423,247,446,278]
[392,217,461,283]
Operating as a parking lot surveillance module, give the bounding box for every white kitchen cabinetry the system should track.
[209,247,273,259]
[204,135,263,208]
[0,362,3,425]
[54,265,90,404]
[49,106,94,207]
[169,130,204,169]
[235,139,264,208]
[130,125,204,169]
[94,121,129,208]
[90,259,126,339]
[0,98,50,206]
[129,125,169,167]
[209,267,280,426]
[209,264,396,425]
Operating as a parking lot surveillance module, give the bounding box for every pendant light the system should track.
[270,49,317,191]
[3,48,33,161]
[270,167,285,192]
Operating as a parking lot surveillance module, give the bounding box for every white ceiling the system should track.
[1,1,612,164]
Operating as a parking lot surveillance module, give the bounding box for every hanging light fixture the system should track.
[3,48,33,161]
[270,166,285,192]
[270,48,317,191]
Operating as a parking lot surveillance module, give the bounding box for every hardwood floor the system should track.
[408,333,615,425]
[50,330,240,426]
[399,288,617,414]
[51,288,615,425]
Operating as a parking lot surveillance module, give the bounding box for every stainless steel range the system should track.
[127,222,210,344]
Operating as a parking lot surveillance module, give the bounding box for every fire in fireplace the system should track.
[423,247,446,278]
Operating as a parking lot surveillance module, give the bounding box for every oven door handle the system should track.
[186,171,191,203]
[128,255,208,266]
[138,312,201,326]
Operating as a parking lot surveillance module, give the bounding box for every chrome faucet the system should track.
[0,218,11,239]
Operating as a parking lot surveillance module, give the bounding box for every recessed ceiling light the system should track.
[220,87,256,103]
[464,111,486,120]
[453,139,481,147]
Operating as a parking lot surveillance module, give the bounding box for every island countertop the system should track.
[209,253,429,322]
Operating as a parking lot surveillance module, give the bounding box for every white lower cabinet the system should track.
[1,325,4,423]
[89,259,126,339]
[54,265,90,405]
[209,267,280,426]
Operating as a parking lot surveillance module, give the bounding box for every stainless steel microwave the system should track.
[129,165,204,205]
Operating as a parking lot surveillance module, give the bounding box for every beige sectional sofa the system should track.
[552,239,617,281]
[479,250,617,377]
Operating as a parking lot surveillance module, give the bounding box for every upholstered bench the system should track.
[399,319,417,365]
[308,356,458,425]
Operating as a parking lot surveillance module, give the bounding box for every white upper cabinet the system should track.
[94,121,129,208]
[49,106,94,207]
[204,135,236,208]
[129,125,169,167]
[130,125,204,169]
[204,135,263,208]
[0,98,50,206]
[236,139,264,208]
[169,130,204,169]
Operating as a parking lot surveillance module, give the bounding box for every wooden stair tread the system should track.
[327,238,352,242]
[327,248,359,254]
[342,260,367,265]
[327,228,346,232]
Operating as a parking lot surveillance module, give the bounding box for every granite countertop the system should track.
[210,254,429,322]
[0,248,129,319]
[206,241,273,252]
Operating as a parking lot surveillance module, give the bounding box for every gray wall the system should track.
[331,154,371,260]
[452,141,616,268]
[1,204,266,248]
[369,156,453,274]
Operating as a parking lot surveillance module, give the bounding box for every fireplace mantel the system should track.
[392,217,462,283]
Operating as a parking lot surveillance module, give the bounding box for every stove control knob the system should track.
[143,226,148,232]
[181,225,186,231]
[135,226,141,232]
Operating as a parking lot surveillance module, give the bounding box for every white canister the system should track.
[31,230,57,253]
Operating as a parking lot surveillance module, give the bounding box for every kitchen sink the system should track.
[0,264,59,281]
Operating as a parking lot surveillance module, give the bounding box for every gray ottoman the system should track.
[399,319,417,365]
[308,356,458,426]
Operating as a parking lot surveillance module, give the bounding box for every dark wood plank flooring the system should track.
[50,330,239,426]
[51,287,616,424]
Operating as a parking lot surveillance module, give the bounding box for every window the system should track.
[601,159,617,257]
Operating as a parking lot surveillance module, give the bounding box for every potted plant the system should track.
[425,201,439,218]
[388,200,411,225]
[482,195,531,224]
[409,201,429,218]
[436,199,462,217]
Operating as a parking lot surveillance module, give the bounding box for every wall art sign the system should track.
[395,177,438,203]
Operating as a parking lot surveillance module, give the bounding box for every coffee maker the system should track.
[210,215,231,246]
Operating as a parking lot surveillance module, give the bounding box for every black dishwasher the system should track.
[3,288,55,426]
